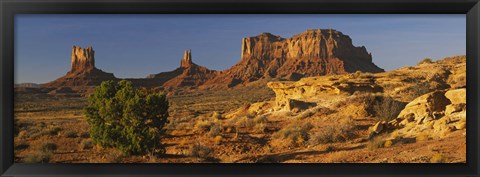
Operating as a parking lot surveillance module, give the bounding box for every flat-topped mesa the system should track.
[180,49,193,68]
[70,46,95,73]
[205,29,384,88]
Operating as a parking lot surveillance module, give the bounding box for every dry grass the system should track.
[367,137,385,150]
[372,96,406,122]
[416,132,431,142]
[418,58,434,65]
[104,149,125,163]
[430,153,448,163]
[189,143,214,159]
[309,118,356,145]
[273,122,313,148]
[23,150,52,163]
[80,139,94,150]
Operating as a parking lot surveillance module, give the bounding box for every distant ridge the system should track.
[41,29,384,93]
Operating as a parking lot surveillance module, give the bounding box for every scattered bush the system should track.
[253,123,268,133]
[372,96,406,122]
[208,124,222,138]
[14,142,29,151]
[23,151,52,163]
[195,119,214,132]
[384,140,393,148]
[79,132,90,138]
[430,153,448,163]
[104,149,125,163]
[309,118,356,145]
[84,80,169,155]
[40,142,58,152]
[367,136,385,150]
[212,136,223,145]
[416,133,430,142]
[236,116,255,130]
[65,132,78,138]
[418,58,434,65]
[211,111,222,120]
[46,127,62,136]
[408,82,433,99]
[80,139,94,150]
[273,122,313,147]
[253,115,268,124]
[190,143,214,159]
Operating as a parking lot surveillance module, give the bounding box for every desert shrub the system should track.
[190,143,214,159]
[407,82,433,99]
[253,115,268,124]
[80,139,94,150]
[309,118,356,145]
[253,123,268,133]
[430,153,448,163]
[416,133,430,142]
[80,132,90,138]
[212,136,223,145]
[84,80,169,155]
[236,116,255,129]
[65,131,78,138]
[14,119,19,137]
[46,127,62,136]
[352,71,374,79]
[104,149,125,163]
[14,142,29,150]
[273,122,313,147]
[195,119,214,132]
[367,136,385,150]
[418,58,434,65]
[40,142,58,152]
[372,96,406,122]
[23,151,52,163]
[208,124,222,138]
[211,111,222,120]
[384,140,393,148]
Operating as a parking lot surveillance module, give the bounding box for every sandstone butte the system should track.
[41,29,385,91]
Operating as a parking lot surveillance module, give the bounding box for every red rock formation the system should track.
[180,49,193,68]
[42,46,117,88]
[149,49,218,87]
[205,29,384,87]
[70,46,95,73]
[42,29,384,91]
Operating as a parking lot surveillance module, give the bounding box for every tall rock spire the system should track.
[180,49,193,68]
[70,46,95,73]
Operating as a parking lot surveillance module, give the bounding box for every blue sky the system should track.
[15,14,465,84]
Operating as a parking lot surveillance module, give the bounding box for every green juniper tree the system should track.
[84,80,168,155]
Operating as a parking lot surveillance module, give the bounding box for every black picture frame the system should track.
[1,0,479,176]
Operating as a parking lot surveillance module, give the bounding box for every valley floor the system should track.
[14,81,466,163]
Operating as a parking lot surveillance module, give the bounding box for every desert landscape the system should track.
[14,29,466,163]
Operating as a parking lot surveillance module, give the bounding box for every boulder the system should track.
[445,103,466,115]
[397,91,451,122]
[444,88,466,105]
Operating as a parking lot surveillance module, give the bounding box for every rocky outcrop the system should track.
[205,29,384,87]
[267,74,382,111]
[386,88,466,140]
[42,46,117,88]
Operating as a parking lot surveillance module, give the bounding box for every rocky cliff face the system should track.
[180,49,193,68]
[42,46,117,88]
[42,29,386,91]
[70,46,95,74]
[205,29,384,87]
